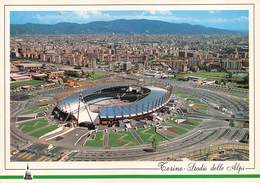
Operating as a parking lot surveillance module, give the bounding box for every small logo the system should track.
[24,164,33,180]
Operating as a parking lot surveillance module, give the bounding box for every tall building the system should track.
[220,59,243,71]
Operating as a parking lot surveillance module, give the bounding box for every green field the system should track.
[228,91,249,101]
[37,100,53,106]
[91,72,105,80]
[16,118,48,133]
[163,118,202,135]
[137,127,167,144]
[85,131,104,147]
[191,103,208,113]
[21,106,45,114]
[227,82,249,90]
[161,119,176,126]
[189,118,203,126]
[16,118,59,138]
[179,123,194,130]
[178,119,202,129]
[29,124,59,138]
[173,90,192,98]
[176,71,228,81]
[173,91,202,102]
[186,97,203,103]
[109,131,139,147]
[11,79,44,88]
[167,125,188,135]
[21,101,52,114]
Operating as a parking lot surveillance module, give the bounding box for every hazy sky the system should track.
[10,10,249,31]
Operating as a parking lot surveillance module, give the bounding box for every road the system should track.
[10,79,249,161]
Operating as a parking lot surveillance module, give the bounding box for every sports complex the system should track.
[11,76,249,161]
[52,82,173,128]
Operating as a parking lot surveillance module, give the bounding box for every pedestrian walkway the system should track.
[103,129,110,148]
[130,128,144,144]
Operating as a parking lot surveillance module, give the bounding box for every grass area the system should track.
[173,90,192,98]
[90,71,105,80]
[232,73,248,77]
[29,124,59,138]
[179,123,194,130]
[228,91,249,101]
[179,119,202,129]
[227,82,249,90]
[189,118,203,126]
[16,118,59,138]
[191,103,208,113]
[11,79,44,88]
[167,125,188,135]
[21,106,44,114]
[16,118,48,134]
[176,71,228,81]
[109,131,139,147]
[137,127,167,144]
[161,119,176,126]
[37,100,53,106]
[173,91,202,103]
[85,131,104,147]
[186,97,202,103]
[163,118,202,135]
[21,101,52,114]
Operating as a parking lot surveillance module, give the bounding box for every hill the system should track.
[11,19,239,35]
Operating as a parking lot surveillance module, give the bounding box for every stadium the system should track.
[52,82,173,128]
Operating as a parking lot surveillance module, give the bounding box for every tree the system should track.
[227,72,233,78]
[85,71,90,78]
[81,70,85,76]
[242,74,249,85]
[152,136,159,152]
[42,63,46,69]
[220,79,226,85]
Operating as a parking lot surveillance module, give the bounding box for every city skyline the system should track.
[10,10,249,31]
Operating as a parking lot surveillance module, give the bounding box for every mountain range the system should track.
[11,19,242,35]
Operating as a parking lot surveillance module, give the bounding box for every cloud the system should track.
[238,16,248,21]
[208,10,221,14]
[201,16,248,23]
[73,10,103,18]
[32,11,111,24]
[74,11,90,18]
[146,10,173,16]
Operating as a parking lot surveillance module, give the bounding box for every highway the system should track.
[68,80,249,160]
[10,79,249,161]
